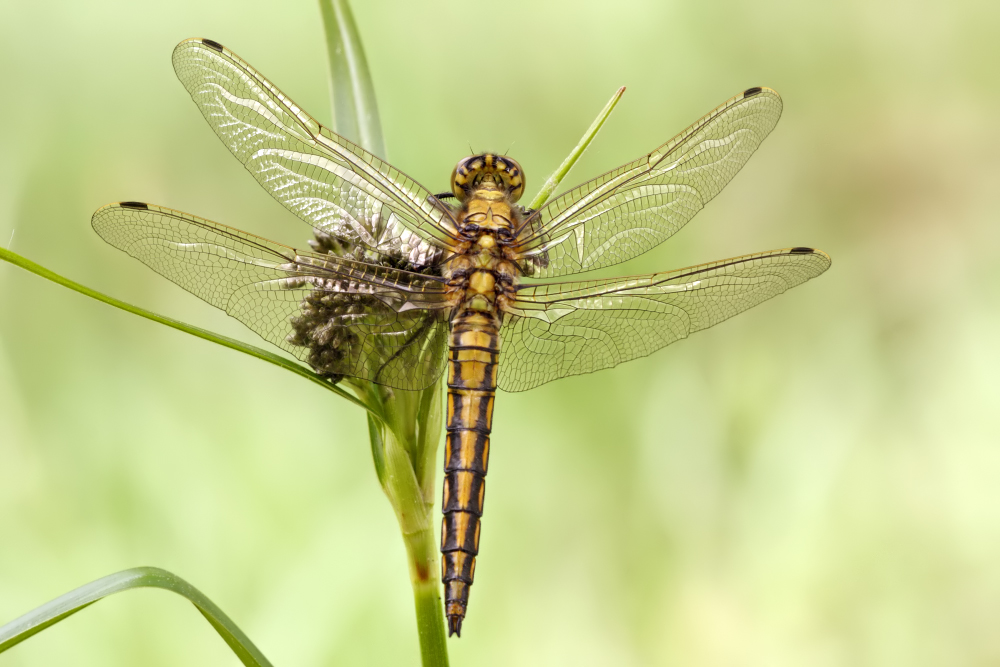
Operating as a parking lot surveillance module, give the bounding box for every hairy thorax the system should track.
[444,184,522,318]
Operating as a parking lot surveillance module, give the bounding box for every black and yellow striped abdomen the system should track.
[442,309,499,637]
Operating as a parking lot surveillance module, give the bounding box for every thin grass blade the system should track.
[528,86,626,210]
[0,247,376,416]
[0,567,273,667]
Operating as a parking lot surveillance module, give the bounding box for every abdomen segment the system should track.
[442,310,499,637]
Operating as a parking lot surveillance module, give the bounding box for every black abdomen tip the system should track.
[789,246,814,254]
[448,615,463,637]
[119,201,148,210]
[743,86,763,97]
[202,39,224,52]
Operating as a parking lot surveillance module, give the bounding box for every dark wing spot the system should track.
[743,86,763,97]
[789,246,814,254]
[119,201,148,210]
[201,39,224,52]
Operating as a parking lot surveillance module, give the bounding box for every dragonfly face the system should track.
[451,154,526,203]
[92,38,831,637]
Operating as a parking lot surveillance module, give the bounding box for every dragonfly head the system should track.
[451,154,525,203]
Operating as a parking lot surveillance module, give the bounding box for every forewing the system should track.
[92,202,450,390]
[171,38,457,268]
[514,87,783,278]
[498,247,830,391]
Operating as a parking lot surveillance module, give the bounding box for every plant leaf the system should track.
[0,567,273,667]
[318,0,386,158]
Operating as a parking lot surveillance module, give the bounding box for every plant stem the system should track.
[528,86,626,210]
[317,2,450,658]
[355,376,446,664]
[374,385,448,665]
[404,526,449,667]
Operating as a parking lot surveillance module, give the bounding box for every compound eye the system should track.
[500,157,526,203]
[451,156,484,201]
[450,166,465,200]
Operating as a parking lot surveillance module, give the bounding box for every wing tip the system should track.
[92,200,149,217]
[743,85,780,101]
[174,37,225,56]
[91,201,151,234]
[200,38,225,53]
[785,246,832,272]
[788,245,831,258]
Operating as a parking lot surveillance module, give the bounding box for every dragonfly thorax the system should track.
[457,195,519,238]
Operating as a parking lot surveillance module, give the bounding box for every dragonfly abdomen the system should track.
[442,309,499,637]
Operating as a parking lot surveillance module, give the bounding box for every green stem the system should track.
[413,383,444,502]
[404,527,450,667]
[357,377,446,664]
[372,400,449,666]
[528,86,626,210]
[0,247,373,416]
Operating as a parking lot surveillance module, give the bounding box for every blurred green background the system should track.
[2,0,999,665]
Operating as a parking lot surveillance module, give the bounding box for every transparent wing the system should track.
[513,87,783,278]
[498,247,830,392]
[171,38,458,268]
[92,202,451,390]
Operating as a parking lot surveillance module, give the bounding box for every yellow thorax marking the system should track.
[469,271,496,293]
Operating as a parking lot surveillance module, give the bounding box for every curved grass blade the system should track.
[528,86,626,210]
[0,246,377,417]
[318,0,386,158]
[0,567,273,667]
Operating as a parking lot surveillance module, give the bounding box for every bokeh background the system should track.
[2,0,999,665]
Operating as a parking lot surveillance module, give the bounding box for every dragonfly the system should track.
[92,38,831,637]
